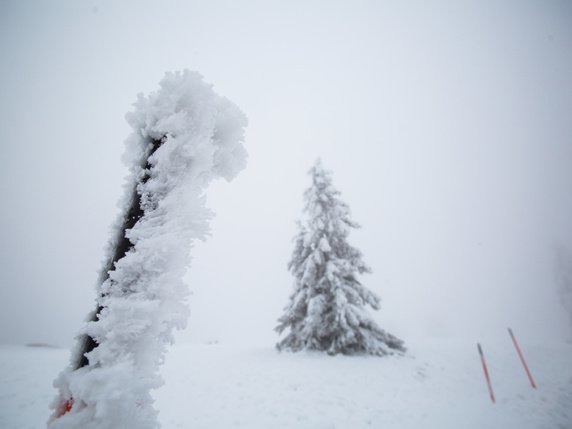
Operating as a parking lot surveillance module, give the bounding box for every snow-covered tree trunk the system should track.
[276,159,404,356]
[48,70,247,429]
[72,136,165,370]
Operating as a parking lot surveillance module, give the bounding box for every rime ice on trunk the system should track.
[276,159,404,356]
[49,70,247,429]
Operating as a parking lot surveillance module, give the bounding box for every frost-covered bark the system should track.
[276,160,404,356]
[49,70,247,429]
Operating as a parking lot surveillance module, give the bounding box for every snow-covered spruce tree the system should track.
[276,160,404,356]
[48,70,247,429]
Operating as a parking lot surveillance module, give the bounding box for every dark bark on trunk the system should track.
[73,137,164,369]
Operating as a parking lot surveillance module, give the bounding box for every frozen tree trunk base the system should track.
[48,71,247,429]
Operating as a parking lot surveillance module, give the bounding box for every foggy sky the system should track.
[1,0,571,348]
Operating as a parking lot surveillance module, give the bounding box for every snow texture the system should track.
[48,70,247,429]
[2,340,571,429]
[276,160,404,356]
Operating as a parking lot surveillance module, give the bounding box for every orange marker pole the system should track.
[477,343,496,403]
[508,328,537,389]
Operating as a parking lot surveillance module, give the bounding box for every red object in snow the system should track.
[508,328,537,389]
[477,343,496,404]
[54,398,73,418]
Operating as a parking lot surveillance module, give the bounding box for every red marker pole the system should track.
[477,343,496,403]
[508,328,537,389]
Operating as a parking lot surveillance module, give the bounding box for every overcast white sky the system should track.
[1,0,571,348]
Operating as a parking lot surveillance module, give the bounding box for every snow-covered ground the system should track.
[1,339,571,428]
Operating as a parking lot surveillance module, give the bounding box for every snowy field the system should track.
[1,339,571,429]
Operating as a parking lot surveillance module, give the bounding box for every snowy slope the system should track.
[1,340,571,429]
